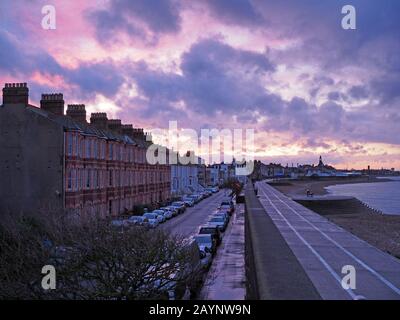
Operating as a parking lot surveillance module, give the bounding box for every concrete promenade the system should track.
[200,203,246,300]
[256,181,400,300]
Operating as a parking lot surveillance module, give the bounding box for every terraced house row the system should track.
[0,83,171,218]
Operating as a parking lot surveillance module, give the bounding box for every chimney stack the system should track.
[2,83,29,105]
[66,104,86,123]
[108,119,122,134]
[132,128,145,141]
[90,112,108,130]
[40,93,64,115]
[122,124,134,138]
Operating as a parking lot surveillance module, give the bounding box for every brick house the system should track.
[0,83,171,219]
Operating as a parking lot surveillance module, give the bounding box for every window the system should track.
[86,139,91,158]
[86,169,91,189]
[67,133,73,156]
[94,141,98,159]
[109,144,113,160]
[67,169,72,190]
[93,170,97,188]
[101,142,105,159]
[76,169,80,191]
[80,140,85,158]
[75,136,79,156]
[109,170,113,187]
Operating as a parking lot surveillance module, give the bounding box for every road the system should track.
[161,190,230,237]
[256,181,400,300]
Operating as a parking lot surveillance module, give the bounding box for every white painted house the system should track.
[170,151,204,197]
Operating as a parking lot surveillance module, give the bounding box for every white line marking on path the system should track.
[258,185,358,300]
[262,183,400,297]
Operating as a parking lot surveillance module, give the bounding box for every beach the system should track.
[269,176,391,197]
[270,177,400,259]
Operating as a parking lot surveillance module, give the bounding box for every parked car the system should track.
[170,201,186,214]
[144,212,163,224]
[207,186,219,193]
[160,206,179,217]
[194,234,216,255]
[208,216,227,232]
[222,197,234,205]
[182,196,195,207]
[200,191,210,198]
[172,201,186,208]
[204,190,212,197]
[153,209,171,220]
[212,211,229,223]
[236,192,245,204]
[167,206,180,216]
[128,215,146,226]
[198,225,222,246]
[189,194,202,203]
[186,238,212,273]
[219,200,234,215]
[145,217,159,228]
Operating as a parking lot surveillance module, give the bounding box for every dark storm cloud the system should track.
[65,62,125,99]
[328,91,341,101]
[202,0,264,26]
[348,85,368,100]
[0,30,124,100]
[86,0,182,45]
[0,30,63,75]
[127,35,400,145]
[131,38,279,116]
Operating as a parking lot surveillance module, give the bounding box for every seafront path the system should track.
[252,181,400,299]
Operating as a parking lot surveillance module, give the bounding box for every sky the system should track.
[1,0,399,169]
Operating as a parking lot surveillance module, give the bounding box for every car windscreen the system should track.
[195,236,211,243]
[144,214,156,219]
[213,214,226,218]
[199,228,215,234]
[210,217,224,222]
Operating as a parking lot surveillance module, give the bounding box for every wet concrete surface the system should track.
[199,204,246,300]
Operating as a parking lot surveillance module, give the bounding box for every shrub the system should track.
[0,211,195,300]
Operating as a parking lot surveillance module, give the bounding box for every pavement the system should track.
[161,190,230,237]
[256,181,400,300]
[199,203,246,300]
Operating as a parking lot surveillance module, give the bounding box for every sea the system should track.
[326,177,400,215]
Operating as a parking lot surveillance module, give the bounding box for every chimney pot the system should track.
[66,104,87,123]
[40,93,64,115]
[2,82,29,105]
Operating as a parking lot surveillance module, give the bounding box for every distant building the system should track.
[0,83,171,218]
[304,156,337,177]
[206,165,221,186]
[170,151,204,197]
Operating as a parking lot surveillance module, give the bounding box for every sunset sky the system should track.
[1,0,399,169]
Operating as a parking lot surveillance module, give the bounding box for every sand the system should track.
[270,177,400,259]
[269,176,390,197]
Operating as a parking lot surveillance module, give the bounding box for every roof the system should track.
[26,104,141,146]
